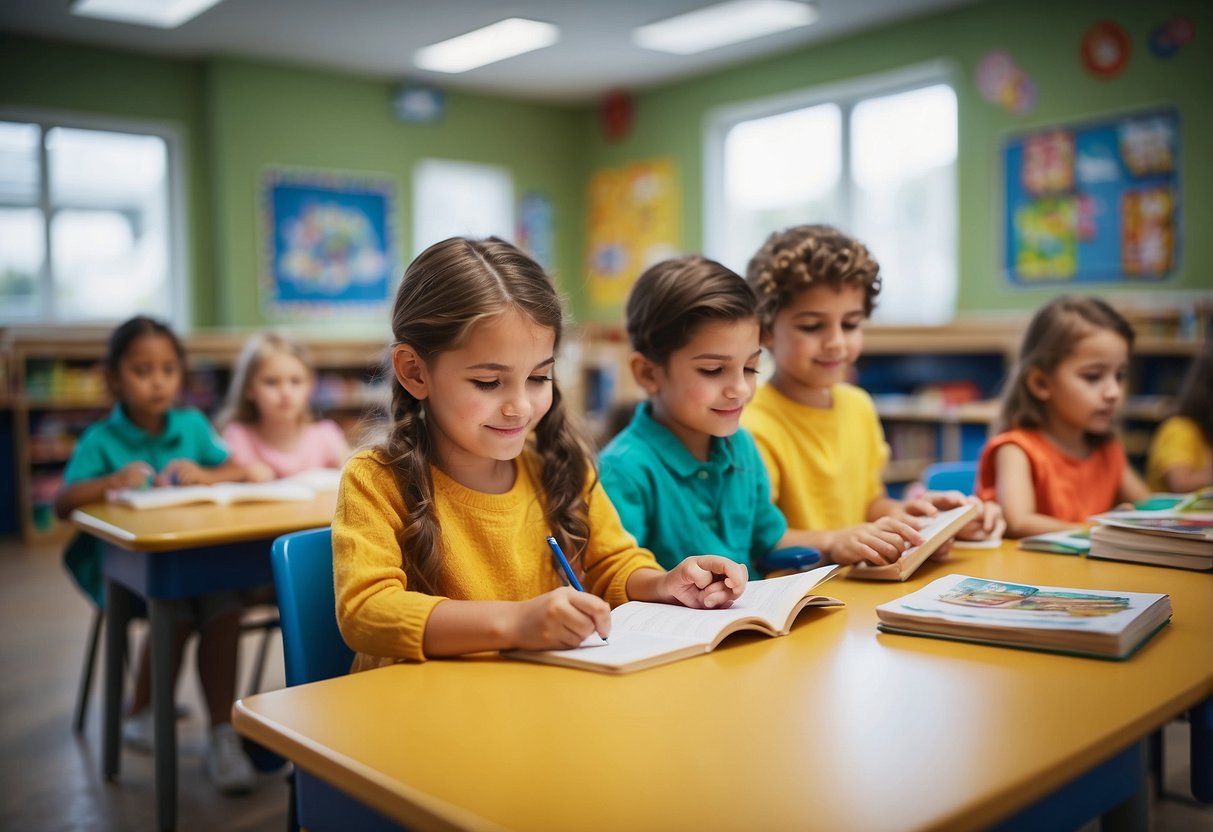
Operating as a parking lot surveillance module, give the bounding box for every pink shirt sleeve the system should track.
[316,420,351,468]
[220,422,259,467]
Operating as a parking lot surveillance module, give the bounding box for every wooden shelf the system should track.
[2,328,389,543]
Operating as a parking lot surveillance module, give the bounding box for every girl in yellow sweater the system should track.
[333,237,747,672]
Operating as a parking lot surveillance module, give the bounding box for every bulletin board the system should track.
[261,168,398,319]
[1003,108,1180,285]
[586,158,680,310]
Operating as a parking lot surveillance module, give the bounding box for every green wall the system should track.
[204,58,586,330]
[3,0,1211,329]
[583,0,1212,319]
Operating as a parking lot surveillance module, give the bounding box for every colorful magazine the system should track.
[875,574,1171,659]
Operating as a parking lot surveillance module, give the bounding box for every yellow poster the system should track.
[586,158,680,311]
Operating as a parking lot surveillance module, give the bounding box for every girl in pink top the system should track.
[217,332,351,480]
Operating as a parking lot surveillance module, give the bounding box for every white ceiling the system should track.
[0,0,984,103]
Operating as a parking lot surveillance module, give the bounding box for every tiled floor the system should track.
[1,537,1210,831]
[0,539,289,832]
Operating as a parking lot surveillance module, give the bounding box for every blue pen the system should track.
[546,535,584,591]
[547,535,608,642]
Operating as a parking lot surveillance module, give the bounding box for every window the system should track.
[0,114,183,324]
[412,159,514,257]
[705,64,957,323]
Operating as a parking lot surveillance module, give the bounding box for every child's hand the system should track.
[663,556,747,609]
[108,461,154,492]
[956,496,1006,541]
[512,587,611,650]
[832,517,925,566]
[245,462,275,483]
[156,459,205,486]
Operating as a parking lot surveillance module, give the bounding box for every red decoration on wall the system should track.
[600,89,634,142]
[1081,21,1132,78]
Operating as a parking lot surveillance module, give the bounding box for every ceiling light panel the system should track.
[414,18,560,74]
[634,0,818,55]
[71,0,226,29]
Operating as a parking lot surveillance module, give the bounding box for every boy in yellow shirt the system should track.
[741,224,1003,563]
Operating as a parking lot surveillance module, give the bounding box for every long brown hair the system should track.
[997,296,1135,444]
[384,236,594,594]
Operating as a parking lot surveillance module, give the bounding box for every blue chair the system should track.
[921,460,978,495]
[271,528,401,832]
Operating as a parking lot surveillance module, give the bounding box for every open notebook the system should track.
[111,467,343,509]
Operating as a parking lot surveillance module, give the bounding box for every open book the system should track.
[504,564,841,674]
[875,574,1171,660]
[846,503,979,581]
[110,467,343,509]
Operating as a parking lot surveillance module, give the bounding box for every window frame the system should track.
[0,107,189,326]
[703,60,958,297]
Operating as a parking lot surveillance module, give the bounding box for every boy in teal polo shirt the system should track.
[600,256,899,575]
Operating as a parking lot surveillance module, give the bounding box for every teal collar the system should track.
[628,402,737,477]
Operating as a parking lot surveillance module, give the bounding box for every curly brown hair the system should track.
[745,224,882,332]
[383,236,595,595]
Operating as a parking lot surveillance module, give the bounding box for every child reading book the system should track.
[332,237,748,673]
[599,255,910,575]
[1145,340,1212,493]
[976,296,1149,537]
[216,331,351,481]
[52,316,255,794]
[741,224,1003,562]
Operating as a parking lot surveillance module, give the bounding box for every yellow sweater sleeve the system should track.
[333,451,446,666]
[581,476,663,607]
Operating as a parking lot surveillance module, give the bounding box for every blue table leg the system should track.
[149,598,178,831]
[1194,697,1213,803]
[102,578,129,781]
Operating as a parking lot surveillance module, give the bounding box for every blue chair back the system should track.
[922,460,978,495]
[270,527,354,688]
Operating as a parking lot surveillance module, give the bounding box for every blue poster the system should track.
[1003,108,1180,285]
[262,169,398,317]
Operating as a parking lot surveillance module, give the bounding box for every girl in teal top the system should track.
[53,316,256,795]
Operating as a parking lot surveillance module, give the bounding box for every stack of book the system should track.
[1088,512,1213,571]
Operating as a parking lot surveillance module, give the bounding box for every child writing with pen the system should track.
[53,315,256,794]
[741,224,1003,563]
[599,254,902,574]
[332,237,746,672]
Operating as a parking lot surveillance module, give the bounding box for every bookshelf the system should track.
[2,329,389,543]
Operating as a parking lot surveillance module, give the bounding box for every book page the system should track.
[522,630,705,671]
[612,565,839,642]
[282,467,343,491]
[112,479,315,509]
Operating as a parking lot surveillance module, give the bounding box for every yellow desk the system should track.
[234,542,1213,832]
[72,493,337,832]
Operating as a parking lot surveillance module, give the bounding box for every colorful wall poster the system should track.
[261,168,398,318]
[586,158,681,311]
[1003,108,1180,284]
